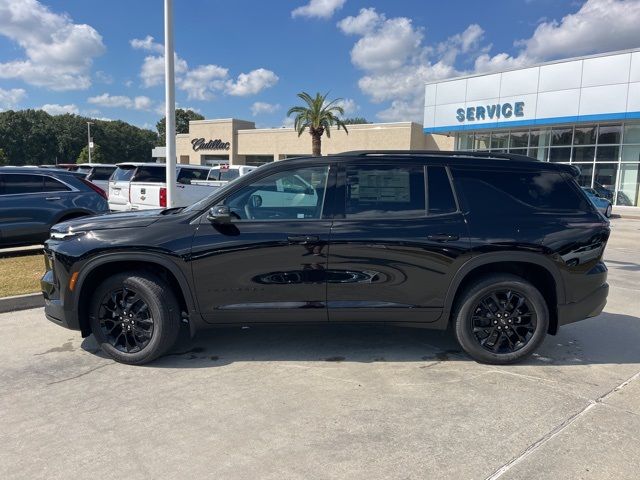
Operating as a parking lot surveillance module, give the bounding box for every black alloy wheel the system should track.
[98,286,154,353]
[470,289,536,354]
[453,274,549,365]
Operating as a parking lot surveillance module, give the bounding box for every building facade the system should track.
[153,119,453,166]
[423,48,640,207]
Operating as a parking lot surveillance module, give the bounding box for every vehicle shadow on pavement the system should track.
[80,311,640,368]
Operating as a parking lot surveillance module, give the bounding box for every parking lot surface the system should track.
[1,219,639,480]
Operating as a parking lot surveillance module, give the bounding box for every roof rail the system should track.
[336,150,538,162]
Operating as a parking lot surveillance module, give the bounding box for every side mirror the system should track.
[207,205,232,224]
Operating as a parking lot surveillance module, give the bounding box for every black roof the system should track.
[273,150,579,176]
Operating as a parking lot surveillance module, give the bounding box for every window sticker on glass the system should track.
[358,170,411,203]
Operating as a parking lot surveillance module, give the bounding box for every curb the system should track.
[0,293,44,314]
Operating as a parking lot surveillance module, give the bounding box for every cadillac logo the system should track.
[191,138,231,151]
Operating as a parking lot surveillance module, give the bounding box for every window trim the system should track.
[0,172,76,197]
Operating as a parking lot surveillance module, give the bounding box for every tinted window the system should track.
[345,165,425,218]
[0,174,43,195]
[209,168,240,181]
[132,166,166,183]
[42,176,71,192]
[177,168,209,184]
[428,166,457,215]
[452,168,588,213]
[76,167,92,175]
[91,167,116,180]
[111,167,135,182]
[225,166,328,220]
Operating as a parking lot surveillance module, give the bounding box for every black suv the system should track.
[41,151,610,365]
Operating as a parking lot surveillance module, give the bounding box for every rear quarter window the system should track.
[452,168,589,213]
[91,167,116,181]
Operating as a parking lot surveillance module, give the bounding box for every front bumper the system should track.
[557,282,609,327]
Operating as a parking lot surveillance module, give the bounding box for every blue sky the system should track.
[1,0,639,131]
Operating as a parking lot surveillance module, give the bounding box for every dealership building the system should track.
[423,48,640,208]
[153,119,453,166]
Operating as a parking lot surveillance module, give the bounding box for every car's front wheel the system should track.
[452,274,549,364]
[605,204,612,218]
[89,271,181,365]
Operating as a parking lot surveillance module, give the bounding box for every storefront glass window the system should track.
[623,124,640,144]
[530,129,551,149]
[573,146,595,163]
[527,147,547,161]
[617,163,640,206]
[551,127,573,146]
[597,124,622,144]
[573,125,597,145]
[474,133,490,150]
[594,163,618,199]
[509,130,529,148]
[596,146,619,162]
[457,133,474,150]
[621,145,640,163]
[576,164,594,188]
[490,132,509,150]
[548,147,571,163]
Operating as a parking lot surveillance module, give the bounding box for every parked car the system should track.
[0,167,108,247]
[74,163,117,192]
[108,163,215,211]
[42,151,610,365]
[582,187,612,217]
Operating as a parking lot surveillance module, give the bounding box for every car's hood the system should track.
[52,209,163,234]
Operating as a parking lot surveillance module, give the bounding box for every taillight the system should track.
[80,178,107,200]
[159,187,167,207]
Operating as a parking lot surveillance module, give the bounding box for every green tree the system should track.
[156,109,205,145]
[0,148,8,165]
[287,92,348,156]
[343,117,370,125]
[76,144,105,163]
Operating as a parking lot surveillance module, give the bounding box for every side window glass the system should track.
[345,165,425,218]
[224,166,329,220]
[177,168,208,185]
[1,174,43,195]
[43,176,71,192]
[92,167,115,181]
[428,166,457,215]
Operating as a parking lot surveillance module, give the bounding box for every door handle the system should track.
[427,233,459,242]
[287,235,319,244]
[45,196,61,201]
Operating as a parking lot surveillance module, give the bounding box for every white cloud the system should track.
[225,68,279,96]
[87,93,158,112]
[292,0,346,19]
[475,0,640,73]
[337,7,380,35]
[180,64,229,100]
[335,98,359,115]
[251,101,281,116]
[140,53,188,88]
[95,70,113,84]
[0,0,105,90]
[40,103,79,115]
[130,35,164,54]
[0,87,27,109]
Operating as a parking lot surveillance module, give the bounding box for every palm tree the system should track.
[287,92,348,156]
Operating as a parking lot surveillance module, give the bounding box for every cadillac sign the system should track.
[191,138,231,151]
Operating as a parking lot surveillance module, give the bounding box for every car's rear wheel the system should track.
[453,274,549,364]
[605,204,612,218]
[89,271,181,365]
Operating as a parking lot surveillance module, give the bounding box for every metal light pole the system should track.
[87,121,94,163]
[164,0,177,207]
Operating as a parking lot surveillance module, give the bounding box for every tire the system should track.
[452,274,549,365]
[89,271,181,365]
[605,204,612,218]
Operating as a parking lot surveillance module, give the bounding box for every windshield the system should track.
[208,168,240,181]
[183,179,240,213]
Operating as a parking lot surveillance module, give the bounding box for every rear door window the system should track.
[42,176,71,192]
[344,165,426,218]
[427,166,457,215]
[0,174,43,195]
[132,166,166,183]
[91,167,116,180]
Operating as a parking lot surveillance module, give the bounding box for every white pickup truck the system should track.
[191,165,257,188]
[108,163,214,211]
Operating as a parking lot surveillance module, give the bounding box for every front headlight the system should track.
[50,230,87,240]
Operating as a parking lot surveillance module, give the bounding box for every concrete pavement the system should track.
[1,219,639,479]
